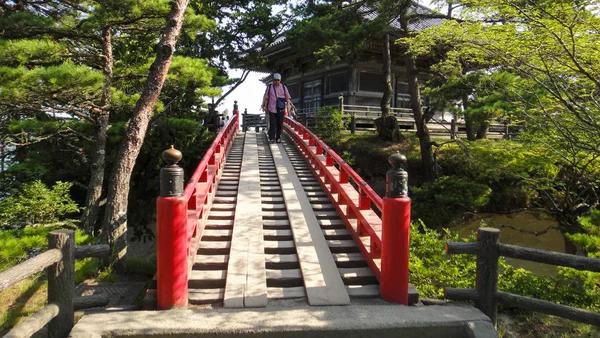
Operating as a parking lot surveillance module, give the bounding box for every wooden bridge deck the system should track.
[188,131,379,307]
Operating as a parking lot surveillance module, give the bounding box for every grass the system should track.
[498,311,600,337]
[0,274,47,334]
[0,225,155,335]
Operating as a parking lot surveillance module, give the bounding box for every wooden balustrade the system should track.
[283,117,416,304]
[0,230,110,338]
[283,117,385,279]
[295,103,510,138]
[445,227,600,327]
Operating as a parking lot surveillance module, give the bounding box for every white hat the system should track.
[273,73,281,80]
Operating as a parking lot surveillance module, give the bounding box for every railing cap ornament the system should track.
[162,145,182,165]
[160,145,184,197]
[388,153,406,169]
[386,153,408,198]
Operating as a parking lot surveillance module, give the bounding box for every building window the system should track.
[396,95,411,109]
[287,83,300,99]
[359,72,384,92]
[325,71,349,95]
[396,81,409,95]
[303,80,321,110]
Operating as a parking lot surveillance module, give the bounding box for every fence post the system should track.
[48,230,74,338]
[156,146,188,309]
[476,227,500,326]
[380,153,410,305]
[242,108,248,132]
[234,100,239,122]
[350,113,356,134]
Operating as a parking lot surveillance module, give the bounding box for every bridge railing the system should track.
[156,109,239,310]
[295,102,511,138]
[0,230,110,338]
[283,117,413,304]
[445,227,600,326]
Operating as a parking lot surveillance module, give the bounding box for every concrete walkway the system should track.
[70,299,497,337]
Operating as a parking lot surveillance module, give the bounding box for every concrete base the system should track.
[70,299,497,338]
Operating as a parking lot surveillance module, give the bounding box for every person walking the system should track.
[261,73,292,144]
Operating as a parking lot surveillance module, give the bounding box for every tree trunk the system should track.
[375,33,403,142]
[102,0,191,272]
[462,93,475,141]
[476,120,489,139]
[381,33,392,119]
[81,26,112,235]
[405,55,434,182]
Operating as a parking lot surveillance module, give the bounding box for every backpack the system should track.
[269,84,288,112]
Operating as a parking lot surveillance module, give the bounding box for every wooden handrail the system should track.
[445,227,600,327]
[183,114,238,274]
[4,303,59,338]
[283,117,384,279]
[0,249,62,293]
[1,230,111,337]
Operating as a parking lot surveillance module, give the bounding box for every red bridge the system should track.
[69,107,497,337]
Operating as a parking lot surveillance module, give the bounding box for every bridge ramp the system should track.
[188,132,378,307]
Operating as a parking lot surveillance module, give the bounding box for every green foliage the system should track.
[411,176,491,227]
[568,209,600,257]
[125,117,213,240]
[0,181,80,227]
[0,39,66,66]
[313,106,347,139]
[0,61,104,104]
[437,140,557,212]
[409,221,477,297]
[0,226,93,271]
[412,222,600,312]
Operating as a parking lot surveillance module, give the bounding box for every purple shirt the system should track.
[263,83,290,113]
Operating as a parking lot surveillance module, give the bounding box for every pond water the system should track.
[367,178,565,276]
[449,210,565,276]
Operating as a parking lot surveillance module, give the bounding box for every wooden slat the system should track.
[346,284,380,298]
[188,288,224,304]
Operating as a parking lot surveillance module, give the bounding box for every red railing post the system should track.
[380,153,410,305]
[156,146,188,309]
[234,100,239,122]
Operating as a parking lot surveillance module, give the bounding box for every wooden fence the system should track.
[0,230,110,338]
[295,104,512,139]
[445,227,600,327]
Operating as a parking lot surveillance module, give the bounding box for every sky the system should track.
[221,70,267,118]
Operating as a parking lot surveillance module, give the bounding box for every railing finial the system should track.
[386,153,408,198]
[160,146,184,197]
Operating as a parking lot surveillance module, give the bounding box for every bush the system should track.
[0,180,79,227]
[411,176,491,228]
[436,140,556,212]
[411,222,600,313]
[313,106,347,139]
